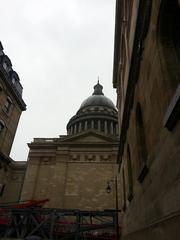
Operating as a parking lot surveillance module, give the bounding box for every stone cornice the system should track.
[28,142,119,150]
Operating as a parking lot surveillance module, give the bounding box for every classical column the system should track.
[70,126,72,135]
[74,124,77,134]
[116,123,119,135]
[91,120,94,129]
[85,121,88,130]
[104,120,107,134]
[79,122,82,132]
[98,120,101,131]
[110,121,114,135]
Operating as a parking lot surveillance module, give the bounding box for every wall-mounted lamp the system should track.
[106,180,114,194]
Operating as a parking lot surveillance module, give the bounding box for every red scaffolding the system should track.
[0,199,121,239]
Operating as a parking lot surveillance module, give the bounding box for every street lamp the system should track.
[106,178,120,240]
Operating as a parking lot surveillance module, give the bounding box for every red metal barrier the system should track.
[0,201,120,240]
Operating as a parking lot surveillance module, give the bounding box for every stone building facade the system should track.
[113,0,180,239]
[0,42,26,203]
[21,82,119,210]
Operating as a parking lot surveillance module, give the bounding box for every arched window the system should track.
[136,103,148,182]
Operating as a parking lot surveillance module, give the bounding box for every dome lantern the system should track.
[92,81,104,95]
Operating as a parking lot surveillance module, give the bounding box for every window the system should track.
[172,0,180,62]
[0,184,5,197]
[0,120,5,134]
[159,0,180,86]
[127,145,133,201]
[136,103,148,182]
[12,77,16,85]
[164,83,180,130]
[2,61,8,71]
[159,0,180,130]
[4,97,12,113]
[122,167,127,211]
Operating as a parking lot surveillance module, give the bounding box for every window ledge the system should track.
[163,83,180,131]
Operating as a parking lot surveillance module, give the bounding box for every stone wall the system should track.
[21,135,118,210]
[113,0,180,239]
[0,76,22,156]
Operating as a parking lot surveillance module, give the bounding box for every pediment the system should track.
[60,131,117,143]
[72,135,108,143]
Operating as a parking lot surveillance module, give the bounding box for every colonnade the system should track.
[68,119,118,136]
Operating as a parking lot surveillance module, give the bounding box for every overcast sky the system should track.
[1,0,116,161]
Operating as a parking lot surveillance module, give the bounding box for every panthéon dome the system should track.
[67,81,118,137]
